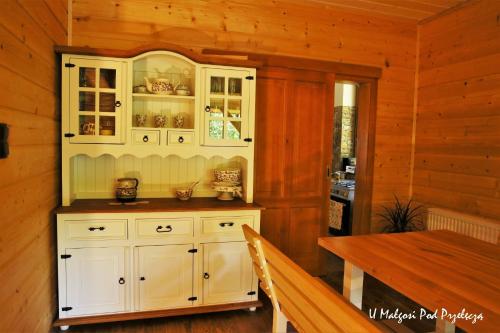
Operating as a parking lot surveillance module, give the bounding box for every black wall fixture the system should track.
[0,123,9,158]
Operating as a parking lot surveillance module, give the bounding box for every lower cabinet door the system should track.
[65,247,127,316]
[202,242,254,304]
[137,244,194,310]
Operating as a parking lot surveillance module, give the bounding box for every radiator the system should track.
[426,208,500,244]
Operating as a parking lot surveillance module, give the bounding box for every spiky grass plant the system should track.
[379,196,424,233]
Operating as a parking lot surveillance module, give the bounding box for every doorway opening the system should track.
[329,82,358,236]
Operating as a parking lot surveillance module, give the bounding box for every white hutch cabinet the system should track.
[54,46,261,330]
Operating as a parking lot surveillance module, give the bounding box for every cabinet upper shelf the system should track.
[132,93,195,100]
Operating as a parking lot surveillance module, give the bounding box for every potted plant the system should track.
[378,196,424,233]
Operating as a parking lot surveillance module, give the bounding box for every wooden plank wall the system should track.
[71,0,418,231]
[0,0,68,331]
[413,0,500,221]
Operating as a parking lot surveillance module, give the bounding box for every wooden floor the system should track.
[54,251,462,333]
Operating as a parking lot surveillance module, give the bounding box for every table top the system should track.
[55,198,264,214]
[318,230,500,332]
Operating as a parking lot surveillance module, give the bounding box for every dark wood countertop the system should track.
[55,198,264,214]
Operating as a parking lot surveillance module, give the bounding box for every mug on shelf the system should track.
[174,114,185,128]
[154,114,167,128]
[136,114,147,127]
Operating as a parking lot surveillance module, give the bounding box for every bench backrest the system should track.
[243,224,383,333]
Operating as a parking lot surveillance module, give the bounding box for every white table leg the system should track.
[343,261,364,309]
[272,308,288,333]
[435,318,455,333]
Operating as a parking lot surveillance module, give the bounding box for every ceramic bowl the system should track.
[214,168,241,184]
[175,188,193,201]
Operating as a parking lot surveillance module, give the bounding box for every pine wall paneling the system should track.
[0,0,68,331]
[413,0,500,221]
[71,0,418,233]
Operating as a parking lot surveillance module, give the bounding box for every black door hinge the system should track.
[61,306,73,311]
[244,138,253,142]
[188,296,197,301]
[245,76,254,80]
[65,63,75,68]
[247,291,256,295]
[188,249,198,253]
[60,254,72,259]
[64,133,75,138]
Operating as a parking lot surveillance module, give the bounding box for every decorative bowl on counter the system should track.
[175,188,193,201]
[214,168,241,184]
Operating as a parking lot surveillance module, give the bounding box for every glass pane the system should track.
[79,115,95,135]
[210,76,224,95]
[209,120,224,139]
[79,92,95,111]
[227,100,241,118]
[100,68,116,88]
[99,116,116,136]
[210,98,224,117]
[228,78,242,96]
[227,121,241,140]
[79,67,96,87]
[99,93,116,112]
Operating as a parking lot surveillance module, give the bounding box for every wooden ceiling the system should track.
[308,0,468,21]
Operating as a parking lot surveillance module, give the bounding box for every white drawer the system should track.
[132,130,160,145]
[66,219,127,241]
[167,131,194,145]
[201,216,254,238]
[136,218,193,238]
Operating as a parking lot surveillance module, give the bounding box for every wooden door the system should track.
[65,247,127,316]
[136,244,194,310]
[201,242,254,304]
[255,68,334,274]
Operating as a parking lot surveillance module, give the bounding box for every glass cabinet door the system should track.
[204,69,250,146]
[68,58,124,143]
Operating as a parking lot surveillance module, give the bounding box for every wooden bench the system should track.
[242,224,384,333]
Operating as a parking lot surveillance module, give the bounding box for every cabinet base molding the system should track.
[53,301,262,328]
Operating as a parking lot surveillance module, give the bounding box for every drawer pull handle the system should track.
[118,277,125,284]
[219,222,235,227]
[156,225,173,233]
[203,272,210,279]
[178,136,184,143]
[143,135,149,142]
[140,277,146,281]
[88,226,105,231]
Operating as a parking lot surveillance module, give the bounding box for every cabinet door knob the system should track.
[143,135,149,142]
[178,136,184,143]
[115,101,122,107]
[203,272,210,279]
[204,105,211,112]
[118,277,125,284]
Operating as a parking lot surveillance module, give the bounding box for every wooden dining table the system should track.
[318,230,500,332]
